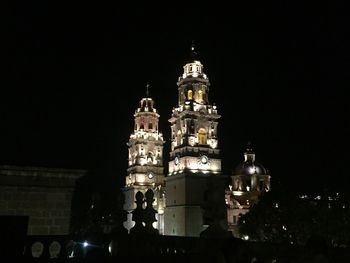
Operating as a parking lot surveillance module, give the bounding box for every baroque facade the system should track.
[123,47,270,237]
[123,93,166,234]
[164,49,223,236]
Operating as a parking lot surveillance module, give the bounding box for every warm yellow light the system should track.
[188,90,193,100]
[137,174,145,183]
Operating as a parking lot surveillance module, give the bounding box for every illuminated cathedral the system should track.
[123,87,166,234]
[123,45,270,237]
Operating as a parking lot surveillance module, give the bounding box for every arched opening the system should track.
[187,90,193,100]
[197,128,206,145]
[251,175,257,190]
[147,152,154,164]
[140,119,144,129]
[177,130,182,145]
[197,90,203,102]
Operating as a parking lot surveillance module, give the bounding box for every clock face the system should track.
[148,172,154,179]
[174,156,180,165]
[200,155,208,164]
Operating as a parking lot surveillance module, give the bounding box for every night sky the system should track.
[3,1,349,194]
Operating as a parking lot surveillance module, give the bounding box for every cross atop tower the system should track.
[190,40,198,61]
[246,141,253,153]
[146,83,150,97]
[191,40,195,52]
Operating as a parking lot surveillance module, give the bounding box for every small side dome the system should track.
[233,142,268,176]
[234,161,267,176]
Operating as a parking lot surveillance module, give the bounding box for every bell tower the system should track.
[164,44,222,236]
[123,85,165,234]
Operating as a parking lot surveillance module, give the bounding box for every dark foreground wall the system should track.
[8,234,349,263]
[0,165,86,235]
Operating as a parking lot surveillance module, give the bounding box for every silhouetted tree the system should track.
[238,185,350,247]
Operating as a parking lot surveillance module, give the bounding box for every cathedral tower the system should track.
[123,87,165,233]
[164,45,222,236]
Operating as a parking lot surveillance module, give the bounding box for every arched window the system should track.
[177,130,182,145]
[198,128,206,145]
[147,152,153,164]
[189,119,195,134]
[140,119,144,129]
[251,175,257,190]
[198,90,203,101]
[188,90,193,100]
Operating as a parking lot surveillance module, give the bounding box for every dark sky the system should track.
[3,1,349,193]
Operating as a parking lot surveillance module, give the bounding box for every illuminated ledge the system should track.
[232,191,244,196]
[167,170,221,178]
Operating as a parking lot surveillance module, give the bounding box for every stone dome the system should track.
[234,161,267,176]
[233,143,268,176]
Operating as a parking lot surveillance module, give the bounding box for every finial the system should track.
[247,141,252,147]
[191,40,195,52]
[146,83,149,97]
[246,141,254,153]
